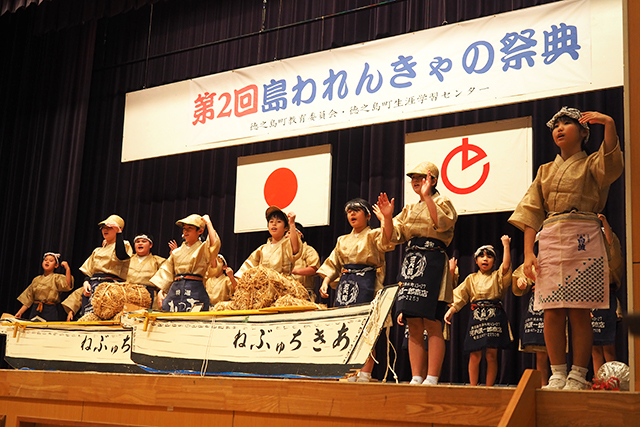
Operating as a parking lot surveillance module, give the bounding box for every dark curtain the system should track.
[0,0,627,384]
[0,6,95,318]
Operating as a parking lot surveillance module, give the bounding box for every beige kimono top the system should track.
[317,226,394,293]
[62,287,83,314]
[391,192,458,302]
[236,236,301,277]
[451,268,512,312]
[126,254,166,288]
[79,240,133,280]
[508,141,624,232]
[292,242,321,291]
[391,192,457,247]
[150,232,220,293]
[205,257,234,305]
[18,273,74,306]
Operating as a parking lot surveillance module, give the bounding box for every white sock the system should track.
[568,365,588,382]
[550,364,567,378]
[423,375,438,385]
[410,376,424,384]
[358,371,372,380]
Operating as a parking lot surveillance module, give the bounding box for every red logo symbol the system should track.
[441,137,490,195]
[264,168,298,209]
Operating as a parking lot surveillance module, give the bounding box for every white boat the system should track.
[0,318,143,373]
[120,284,398,378]
[0,285,398,378]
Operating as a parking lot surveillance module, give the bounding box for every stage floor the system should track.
[0,369,637,427]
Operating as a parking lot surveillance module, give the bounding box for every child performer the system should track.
[235,206,301,278]
[317,198,395,382]
[205,254,237,306]
[509,107,624,390]
[513,262,549,386]
[62,287,83,321]
[126,234,166,310]
[15,252,73,321]
[80,215,132,315]
[151,214,220,312]
[290,223,321,301]
[378,161,457,385]
[402,256,460,381]
[591,213,624,374]
[444,237,512,386]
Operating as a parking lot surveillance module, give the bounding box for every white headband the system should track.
[134,234,153,243]
[474,245,496,258]
[344,201,371,217]
[43,252,61,264]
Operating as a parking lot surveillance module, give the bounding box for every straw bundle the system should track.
[90,282,152,320]
[273,294,316,308]
[78,312,101,322]
[212,300,237,311]
[214,266,311,311]
[123,283,152,308]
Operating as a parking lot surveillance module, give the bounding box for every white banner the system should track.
[235,145,332,233]
[404,117,533,215]
[122,0,622,162]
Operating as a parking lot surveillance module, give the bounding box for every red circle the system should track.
[264,168,298,209]
[441,141,490,195]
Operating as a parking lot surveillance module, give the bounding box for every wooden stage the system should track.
[0,369,638,427]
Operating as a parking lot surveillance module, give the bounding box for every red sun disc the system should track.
[263,167,298,209]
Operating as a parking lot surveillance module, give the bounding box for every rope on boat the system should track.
[382,326,398,383]
[200,316,217,376]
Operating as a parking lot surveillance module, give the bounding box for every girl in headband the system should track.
[126,234,166,310]
[509,107,623,390]
[444,236,512,386]
[317,197,395,382]
[16,252,74,321]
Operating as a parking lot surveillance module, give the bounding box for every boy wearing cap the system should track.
[79,214,133,315]
[444,236,512,387]
[509,108,623,390]
[235,206,301,278]
[150,214,220,312]
[126,234,166,309]
[377,161,457,386]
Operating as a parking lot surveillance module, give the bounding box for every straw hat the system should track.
[406,161,439,180]
[176,214,205,230]
[98,214,124,229]
[265,205,286,220]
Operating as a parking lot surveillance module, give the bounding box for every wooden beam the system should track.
[497,369,541,427]
[625,0,640,391]
[536,389,640,427]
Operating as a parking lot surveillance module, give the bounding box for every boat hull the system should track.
[123,285,399,378]
[0,321,144,373]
